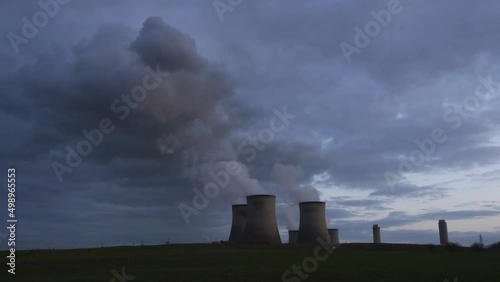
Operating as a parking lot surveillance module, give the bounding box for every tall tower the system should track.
[297,201,329,244]
[243,195,282,244]
[438,219,449,245]
[228,204,247,243]
[373,224,381,243]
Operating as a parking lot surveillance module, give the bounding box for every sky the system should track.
[0,0,499,250]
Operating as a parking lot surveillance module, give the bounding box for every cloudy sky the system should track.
[1,0,499,249]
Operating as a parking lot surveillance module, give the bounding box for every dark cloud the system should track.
[131,16,207,73]
[0,0,499,249]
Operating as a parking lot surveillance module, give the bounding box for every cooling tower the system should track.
[297,201,329,244]
[243,195,282,244]
[438,219,449,245]
[228,204,247,243]
[288,230,298,244]
[328,228,339,245]
[373,224,381,243]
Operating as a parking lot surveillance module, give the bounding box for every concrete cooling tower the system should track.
[288,230,298,244]
[297,201,329,244]
[373,224,381,243]
[243,195,282,244]
[438,219,449,245]
[228,204,247,243]
[328,228,339,245]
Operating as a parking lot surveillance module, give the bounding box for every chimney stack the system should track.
[373,224,381,243]
[438,219,449,245]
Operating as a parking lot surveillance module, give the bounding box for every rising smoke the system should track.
[14,15,269,211]
[131,17,267,201]
[271,163,321,229]
[271,163,320,203]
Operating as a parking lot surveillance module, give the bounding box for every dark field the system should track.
[3,243,499,282]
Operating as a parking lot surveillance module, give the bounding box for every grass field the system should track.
[2,243,499,282]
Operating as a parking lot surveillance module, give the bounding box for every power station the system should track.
[226,196,453,247]
[242,195,282,244]
[228,196,330,245]
[297,201,329,244]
